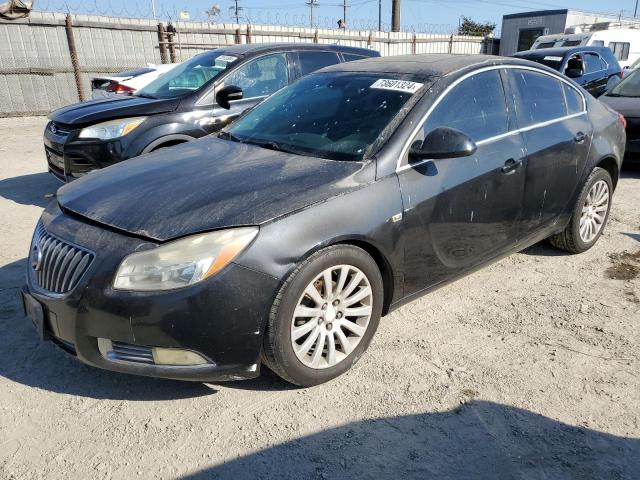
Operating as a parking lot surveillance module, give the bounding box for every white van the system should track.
[530,27,640,68]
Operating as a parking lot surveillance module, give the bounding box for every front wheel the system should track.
[549,166,613,253]
[263,245,384,387]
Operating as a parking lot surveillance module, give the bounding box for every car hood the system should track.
[49,95,181,126]
[57,137,374,242]
[599,95,640,117]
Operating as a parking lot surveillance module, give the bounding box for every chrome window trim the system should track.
[395,64,587,173]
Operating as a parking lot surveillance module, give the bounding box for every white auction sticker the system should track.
[217,55,238,63]
[543,56,563,62]
[370,79,423,93]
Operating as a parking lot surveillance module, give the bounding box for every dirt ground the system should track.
[0,116,639,480]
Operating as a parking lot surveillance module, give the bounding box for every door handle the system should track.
[501,158,522,174]
[574,131,586,143]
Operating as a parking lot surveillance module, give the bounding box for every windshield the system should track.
[608,69,640,97]
[137,51,240,99]
[226,73,423,161]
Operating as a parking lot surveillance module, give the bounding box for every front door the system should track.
[505,68,592,234]
[397,69,527,295]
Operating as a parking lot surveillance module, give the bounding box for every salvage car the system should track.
[23,55,625,386]
[512,46,622,97]
[91,64,179,99]
[600,69,640,164]
[44,43,379,182]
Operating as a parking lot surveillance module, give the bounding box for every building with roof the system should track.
[499,9,639,56]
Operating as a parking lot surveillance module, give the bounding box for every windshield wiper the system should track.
[248,140,304,155]
[218,130,243,143]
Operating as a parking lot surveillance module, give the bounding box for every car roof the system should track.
[210,42,378,57]
[317,54,541,80]
[514,46,615,58]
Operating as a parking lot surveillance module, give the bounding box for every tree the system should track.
[458,17,496,37]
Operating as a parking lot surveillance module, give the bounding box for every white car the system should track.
[91,63,179,99]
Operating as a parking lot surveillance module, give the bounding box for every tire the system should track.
[549,167,613,253]
[263,245,384,387]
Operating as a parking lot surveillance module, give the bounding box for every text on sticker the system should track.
[370,79,424,93]
[217,55,238,63]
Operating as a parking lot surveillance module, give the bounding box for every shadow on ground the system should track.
[184,400,640,480]
[0,171,60,208]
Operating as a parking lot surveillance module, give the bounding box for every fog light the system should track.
[152,347,209,366]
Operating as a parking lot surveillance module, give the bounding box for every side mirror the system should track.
[215,85,243,110]
[409,127,477,161]
[565,68,583,78]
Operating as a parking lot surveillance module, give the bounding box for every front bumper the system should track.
[23,204,281,382]
[43,122,128,182]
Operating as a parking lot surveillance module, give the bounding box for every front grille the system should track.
[30,222,94,294]
[48,122,71,136]
[108,341,155,364]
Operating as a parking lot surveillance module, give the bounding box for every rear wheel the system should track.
[549,167,612,253]
[263,245,383,387]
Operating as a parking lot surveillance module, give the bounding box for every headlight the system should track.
[113,228,258,291]
[79,116,147,140]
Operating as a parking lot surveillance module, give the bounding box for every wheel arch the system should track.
[142,134,196,154]
[596,156,619,190]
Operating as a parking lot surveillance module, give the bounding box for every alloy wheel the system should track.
[290,264,373,369]
[579,179,609,243]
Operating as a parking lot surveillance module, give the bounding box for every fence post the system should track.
[313,29,319,43]
[166,24,177,63]
[246,24,252,43]
[157,23,168,63]
[412,33,417,54]
[234,28,241,44]
[448,34,454,53]
[367,31,373,47]
[65,14,85,101]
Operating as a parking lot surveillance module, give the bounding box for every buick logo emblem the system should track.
[49,123,57,134]
[31,244,43,271]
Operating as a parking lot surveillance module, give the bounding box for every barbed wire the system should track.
[33,0,476,33]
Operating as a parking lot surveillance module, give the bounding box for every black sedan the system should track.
[23,55,625,386]
[600,69,640,164]
[44,43,378,182]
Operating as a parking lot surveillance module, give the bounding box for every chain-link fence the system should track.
[0,10,499,117]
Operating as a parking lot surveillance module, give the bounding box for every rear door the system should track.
[581,51,609,96]
[397,69,527,295]
[506,68,592,235]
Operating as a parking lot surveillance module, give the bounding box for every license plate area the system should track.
[22,291,49,342]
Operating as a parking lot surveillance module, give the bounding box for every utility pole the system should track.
[231,0,243,24]
[635,0,638,17]
[343,0,347,27]
[378,0,382,31]
[306,0,319,28]
[391,0,400,32]
[151,0,157,19]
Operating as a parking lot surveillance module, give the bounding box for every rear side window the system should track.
[609,42,630,61]
[562,83,584,114]
[422,70,508,142]
[510,70,567,126]
[298,51,340,75]
[583,53,604,73]
[342,53,367,62]
[536,42,556,49]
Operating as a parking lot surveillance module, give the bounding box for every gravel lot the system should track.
[1,116,639,479]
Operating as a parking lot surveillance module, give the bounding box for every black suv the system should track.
[512,46,622,97]
[44,43,379,181]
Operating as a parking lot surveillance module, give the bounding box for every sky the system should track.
[42,0,640,32]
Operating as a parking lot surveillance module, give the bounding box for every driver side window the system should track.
[224,53,289,99]
[413,70,509,146]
